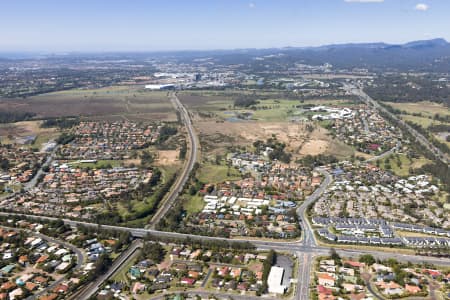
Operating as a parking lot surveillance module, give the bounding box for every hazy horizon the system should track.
[1,0,449,52]
[0,37,448,57]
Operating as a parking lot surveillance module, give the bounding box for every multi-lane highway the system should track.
[295,167,332,300]
[148,92,199,227]
[2,210,450,300]
[71,240,142,300]
[345,83,449,164]
[3,91,450,300]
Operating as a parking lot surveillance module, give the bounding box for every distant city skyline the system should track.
[0,0,448,52]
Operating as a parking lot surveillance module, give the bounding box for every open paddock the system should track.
[386,101,450,118]
[0,86,176,121]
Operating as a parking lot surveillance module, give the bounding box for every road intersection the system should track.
[3,92,450,299]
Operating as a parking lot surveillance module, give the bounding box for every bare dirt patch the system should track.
[123,159,141,167]
[299,139,328,156]
[355,151,374,160]
[0,120,57,145]
[155,150,179,166]
[196,121,353,159]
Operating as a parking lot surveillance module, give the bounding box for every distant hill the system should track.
[2,38,450,72]
[206,38,450,72]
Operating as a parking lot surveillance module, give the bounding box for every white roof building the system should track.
[144,84,175,90]
[267,266,286,294]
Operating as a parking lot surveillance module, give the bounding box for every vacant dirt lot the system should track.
[0,120,58,144]
[155,150,179,166]
[196,120,353,159]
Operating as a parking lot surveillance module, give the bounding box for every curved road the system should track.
[71,240,142,300]
[345,83,449,164]
[0,225,85,300]
[148,92,198,227]
[4,89,450,300]
[3,212,450,300]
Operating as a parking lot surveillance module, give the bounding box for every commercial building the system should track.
[144,84,175,90]
[267,266,286,294]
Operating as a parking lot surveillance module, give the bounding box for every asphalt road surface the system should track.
[148,92,199,227]
[73,240,142,300]
[344,83,449,164]
[3,89,450,299]
[0,225,85,300]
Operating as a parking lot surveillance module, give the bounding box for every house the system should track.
[340,267,355,276]
[317,273,335,287]
[224,280,237,290]
[405,284,421,294]
[422,269,441,278]
[217,267,229,276]
[25,282,37,291]
[0,264,15,274]
[319,294,336,300]
[36,255,49,264]
[349,292,367,300]
[180,277,196,286]
[344,261,365,269]
[376,281,404,295]
[317,285,333,295]
[189,249,202,260]
[18,255,28,266]
[343,283,357,292]
[132,282,146,294]
[188,271,200,279]
[237,282,249,291]
[230,267,242,278]
[34,276,49,286]
[38,294,58,300]
[9,288,23,300]
[53,283,69,294]
[97,290,114,300]
[372,263,392,273]
[0,282,16,292]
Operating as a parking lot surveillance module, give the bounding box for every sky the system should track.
[0,0,448,52]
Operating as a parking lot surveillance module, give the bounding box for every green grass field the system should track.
[111,254,137,284]
[401,114,443,128]
[378,153,431,177]
[112,163,181,225]
[68,159,122,169]
[386,101,450,118]
[183,195,205,215]
[179,90,357,122]
[197,163,242,183]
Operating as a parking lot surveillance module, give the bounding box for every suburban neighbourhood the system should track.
[313,253,450,300]
[0,21,450,300]
[312,161,450,248]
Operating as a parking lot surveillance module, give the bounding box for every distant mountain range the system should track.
[308,38,449,51]
[2,38,450,72]
[207,38,450,72]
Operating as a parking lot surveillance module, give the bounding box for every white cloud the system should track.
[414,3,429,11]
[344,0,384,3]
[249,2,256,9]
